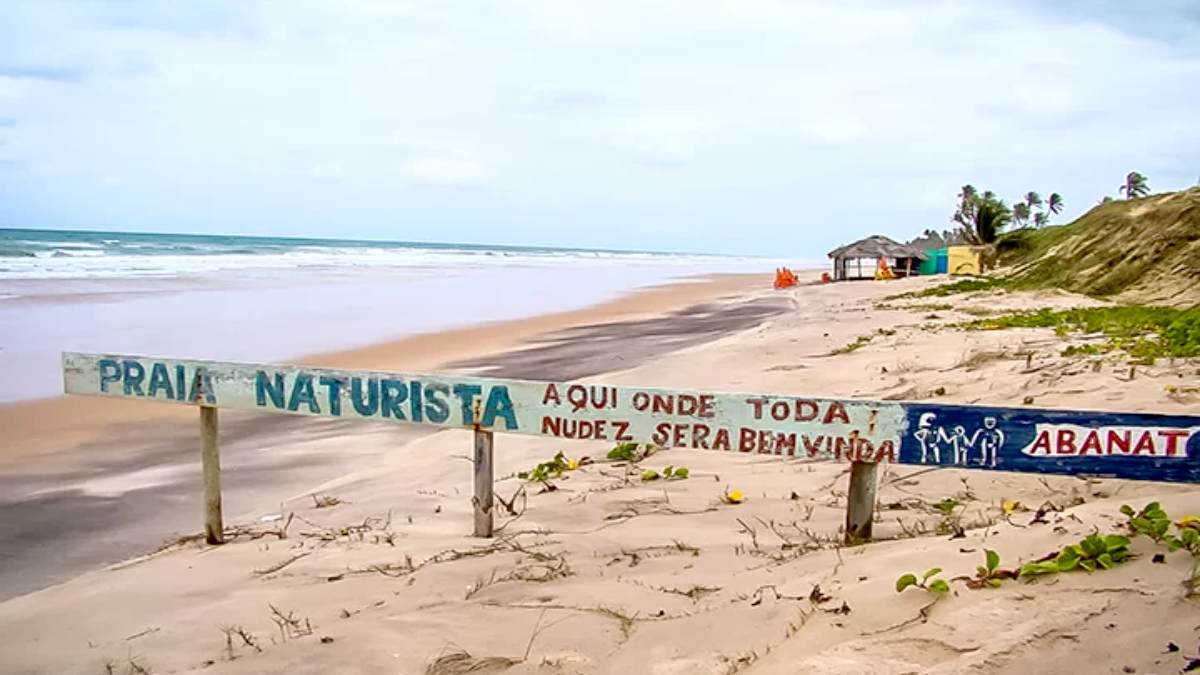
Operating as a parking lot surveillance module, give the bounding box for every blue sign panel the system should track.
[899,405,1200,483]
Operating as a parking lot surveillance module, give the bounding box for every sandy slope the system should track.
[3,276,1199,675]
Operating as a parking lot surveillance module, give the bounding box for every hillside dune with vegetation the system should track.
[997,187,1200,306]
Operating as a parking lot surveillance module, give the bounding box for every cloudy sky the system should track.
[1,1,1198,255]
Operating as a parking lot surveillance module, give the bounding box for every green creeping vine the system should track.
[895,567,950,594]
[896,503,1200,606]
[640,465,690,481]
[960,549,1018,589]
[607,442,657,463]
[1121,502,1200,596]
[1020,533,1132,576]
[517,451,572,483]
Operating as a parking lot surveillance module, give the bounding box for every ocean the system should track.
[0,228,804,403]
[0,228,756,281]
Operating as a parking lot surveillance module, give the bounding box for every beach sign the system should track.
[63,352,1200,543]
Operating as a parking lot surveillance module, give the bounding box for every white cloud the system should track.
[614,115,717,165]
[805,119,865,144]
[406,154,484,185]
[0,1,1197,254]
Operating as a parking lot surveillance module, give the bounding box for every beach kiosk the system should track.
[827,235,928,281]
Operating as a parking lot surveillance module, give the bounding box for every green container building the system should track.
[920,248,947,275]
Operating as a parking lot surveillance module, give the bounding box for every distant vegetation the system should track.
[908,174,1198,305]
[950,185,1063,245]
[1119,171,1151,200]
[994,186,1199,304]
[938,171,1152,250]
[891,278,1006,299]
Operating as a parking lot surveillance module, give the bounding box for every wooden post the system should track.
[856,258,862,279]
[200,406,224,545]
[844,461,878,545]
[473,429,494,538]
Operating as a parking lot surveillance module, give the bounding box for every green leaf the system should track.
[640,469,660,482]
[895,574,918,592]
[1020,561,1059,576]
[673,467,689,479]
[922,567,943,582]
[663,465,674,477]
[1103,534,1131,551]
[1097,553,1113,569]
[1056,546,1080,571]
[1081,535,1104,558]
[977,566,989,577]
[986,549,1000,573]
[932,498,959,515]
[1080,559,1096,573]
[517,471,529,479]
[986,578,1002,588]
[927,579,950,593]
[608,442,640,461]
[1120,505,1135,517]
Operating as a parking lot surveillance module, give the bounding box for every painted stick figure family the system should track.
[913,413,1005,467]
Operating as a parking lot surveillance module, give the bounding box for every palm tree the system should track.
[952,185,980,234]
[974,197,1011,244]
[1033,212,1048,228]
[1119,172,1149,199]
[1012,202,1031,228]
[1047,193,1064,215]
[950,185,1010,244]
[1025,191,1043,212]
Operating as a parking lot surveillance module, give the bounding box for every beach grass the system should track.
[885,277,1008,300]
[965,305,1200,361]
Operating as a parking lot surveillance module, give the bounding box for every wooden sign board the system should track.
[63,352,1200,483]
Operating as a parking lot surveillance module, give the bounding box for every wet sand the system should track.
[0,274,783,600]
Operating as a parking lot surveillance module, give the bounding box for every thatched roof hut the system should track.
[827,235,928,280]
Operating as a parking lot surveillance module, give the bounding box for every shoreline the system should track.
[0,272,774,465]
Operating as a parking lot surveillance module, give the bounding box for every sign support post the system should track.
[844,461,877,544]
[199,405,224,545]
[473,429,494,538]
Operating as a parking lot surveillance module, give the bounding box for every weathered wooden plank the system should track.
[200,406,223,545]
[473,429,494,538]
[61,352,904,458]
[844,461,877,544]
[62,352,1200,483]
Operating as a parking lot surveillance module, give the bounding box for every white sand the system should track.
[3,276,1198,675]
